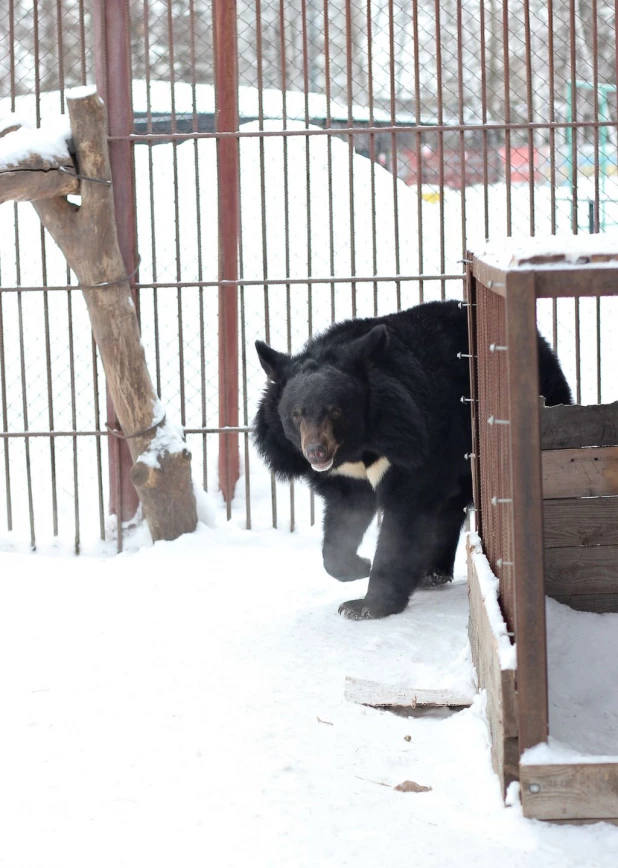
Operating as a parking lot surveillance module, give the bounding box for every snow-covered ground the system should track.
[2,523,618,868]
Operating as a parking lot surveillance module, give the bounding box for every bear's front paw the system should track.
[338,596,407,620]
[323,554,371,582]
[420,572,453,588]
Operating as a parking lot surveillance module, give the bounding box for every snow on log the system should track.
[0,115,78,203]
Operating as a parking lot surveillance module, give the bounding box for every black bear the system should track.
[253,300,571,620]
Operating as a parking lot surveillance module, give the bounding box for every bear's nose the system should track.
[306,442,327,462]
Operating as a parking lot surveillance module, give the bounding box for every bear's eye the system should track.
[291,409,301,423]
[331,408,342,419]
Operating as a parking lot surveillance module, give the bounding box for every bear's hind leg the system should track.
[321,481,376,581]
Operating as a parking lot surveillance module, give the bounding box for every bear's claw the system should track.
[338,597,406,620]
[420,572,453,588]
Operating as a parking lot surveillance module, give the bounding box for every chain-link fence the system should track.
[1,0,617,552]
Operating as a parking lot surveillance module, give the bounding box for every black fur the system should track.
[253,300,572,620]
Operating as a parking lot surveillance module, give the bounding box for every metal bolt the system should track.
[528,783,541,794]
[488,415,510,426]
[489,343,508,353]
[496,558,514,568]
[461,396,476,404]
[457,352,476,359]
[491,496,513,506]
[464,452,477,460]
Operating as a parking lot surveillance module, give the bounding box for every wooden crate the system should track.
[466,243,618,823]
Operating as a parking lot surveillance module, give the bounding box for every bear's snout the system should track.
[305,442,327,462]
[300,420,337,471]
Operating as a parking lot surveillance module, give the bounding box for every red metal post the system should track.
[93,0,140,522]
[214,0,240,507]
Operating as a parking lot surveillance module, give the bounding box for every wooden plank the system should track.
[543,497,618,548]
[471,258,507,296]
[344,678,474,709]
[541,402,618,450]
[467,540,519,795]
[520,763,618,821]
[505,272,549,752]
[533,267,618,298]
[545,545,618,597]
[542,447,618,499]
[550,594,618,614]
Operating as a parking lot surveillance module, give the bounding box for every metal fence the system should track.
[1,0,617,552]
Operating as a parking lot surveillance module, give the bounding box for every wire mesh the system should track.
[1,0,617,551]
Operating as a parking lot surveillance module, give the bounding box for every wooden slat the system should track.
[505,272,549,751]
[541,402,618,450]
[550,594,618,614]
[533,267,618,298]
[467,541,519,795]
[542,447,618,499]
[545,545,618,598]
[520,763,618,821]
[543,497,618,548]
[344,678,474,709]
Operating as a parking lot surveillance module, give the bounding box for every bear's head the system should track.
[255,325,388,472]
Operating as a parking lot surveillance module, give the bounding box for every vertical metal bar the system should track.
[93,0,140,529]
[301,0,314,338]
[91,336,105,540]
[412,0,424,302]
[503,0,512,235]
[345,0,357,317]
[456,0,466,262]
[15,268,36,550]
[0,292,11,531]
[387,0,401,309]
[214,0,240,512]
[143,0,162,398]
[56,0,65,112]
[166,2,187,430]
[548,0,557,243]
[322,0,336,322]
[78,0,87,84]
[434,0,446,297]
[366,0,378,315]
[505,271,548,752]
[479,0,490,241]
[67,292,80,553]
[42,290,58,538]
[568,0,579,233]
[523,0,535,235]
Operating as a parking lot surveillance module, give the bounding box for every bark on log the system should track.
[28,89,197,542]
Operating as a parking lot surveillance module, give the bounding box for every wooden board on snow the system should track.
[344,677,474,709]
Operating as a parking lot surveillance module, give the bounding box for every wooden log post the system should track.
[0,89,197,542]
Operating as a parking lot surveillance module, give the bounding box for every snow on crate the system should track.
[468,532,516,670]
[471,232,618,269]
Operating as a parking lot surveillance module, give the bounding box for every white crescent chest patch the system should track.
[331,457,391,489]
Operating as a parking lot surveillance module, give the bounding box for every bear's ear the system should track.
[347,324,389,363]
[255,340,291,382]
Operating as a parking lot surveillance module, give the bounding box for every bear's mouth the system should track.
[310,457,334,472]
